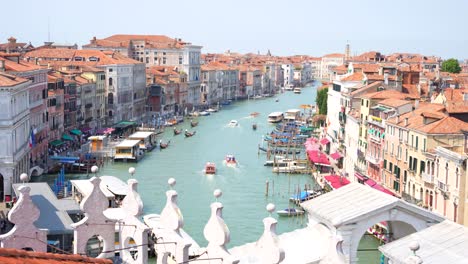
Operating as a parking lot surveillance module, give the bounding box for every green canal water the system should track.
[37,81,380,263]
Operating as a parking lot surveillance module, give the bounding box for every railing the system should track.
[421,172,434,184]
[365,154,380,165]
[437,180,449,193]
[402,192,423,206]
[369,134,381,143]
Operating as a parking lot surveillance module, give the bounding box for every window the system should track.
[361,99,364,106]
[420,160,425,174]
[108,93,114,104]
[163,52,166,55]
[456,168,459,189]
[413,158,418,171]
[405,149,408,162]
[415,136,419,150]
[100,75,105,80]
[179,57,183,65]
[409,157,413,170]
[109,77,113,86]
[163,57,167,64]
[423,138,426,152]
[384,160,387,169]
[389,162,393,172]
[411,135,414,147]
[366,100,369,107]
[146,57,149,63]
[109,68,113,72]
[391,143,394,156]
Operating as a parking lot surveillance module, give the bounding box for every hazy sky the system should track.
[2,0,467,59]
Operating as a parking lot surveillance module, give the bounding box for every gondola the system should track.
[185,130,196,137]
[160,140,170,149]
[252,123,257,130]
[173,128,182,135]
[191,120,199,127]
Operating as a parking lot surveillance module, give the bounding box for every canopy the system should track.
[307,150,330,166]
[70,129,82,136]
[290,191,310,201]
[62,134,74,141]
[81,127,92,133]
[355,172,366,181]
[49,139,64,147]
[324,175,350,189]
[330,152,343,160]
[320,138,330,145]
[365,178,395,196]
[96,127,115,135]
[114,121,137,129]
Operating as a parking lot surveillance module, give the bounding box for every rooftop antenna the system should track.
[47,17,51,42]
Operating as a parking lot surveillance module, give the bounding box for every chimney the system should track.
[396,115,400,124]
[91,36,97,44]
[404,117,408,126]
[414,100,419,109]
[384,72,389,85]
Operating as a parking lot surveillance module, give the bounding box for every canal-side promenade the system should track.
[36,84,319,247]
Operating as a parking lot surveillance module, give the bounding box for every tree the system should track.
[316,87,328,115]
[441,58,461,74]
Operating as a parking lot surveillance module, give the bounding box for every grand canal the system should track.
[37,81,380,262]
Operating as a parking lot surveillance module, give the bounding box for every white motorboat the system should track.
[206,108,218,113]
[228,120,238,127]
[272,161,307,173]
[294,88,302,94]
[199,111,210,116]
[277,208,305,217]
[285,84,294,91]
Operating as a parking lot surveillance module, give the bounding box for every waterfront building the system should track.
[1,54,49,174]
[309,57,322,80]
[281,64,294,87]
[83,35,202,108]
[46,75,65,146]
[0,72,31,201]
[24,49,147,125]
[201,62,239,105]
[81,66,107,129]
[237,65,262,98]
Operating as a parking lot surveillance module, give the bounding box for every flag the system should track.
[29,129,36,148]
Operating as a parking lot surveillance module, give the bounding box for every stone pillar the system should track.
[255,203,285,264]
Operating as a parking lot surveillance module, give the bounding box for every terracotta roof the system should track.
[25,48,76,59]
[350,81,383,96]
[333,65,348,73]
[353,63,380,73]
[0,248,112,264]
[341,72,365,82]
[362,90,409,100]
[84,34,188,49]
[0,72,29,86]
[386,103,447,128]
[402,84,420,98]
[323,53,344,58]
[4,59,44,72]
[446,101,468,114]
[378,98,412,108]
[419,116,468,134]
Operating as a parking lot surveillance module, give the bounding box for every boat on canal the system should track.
[114,139,144,162]
[276,208,305,217]
[285,84,294,91]
[128,131,157,151]
[206,108,218,113]
[268,112,284,123]
[159,140,170,149]
[228,120,238,127]
[252,123,257,130]
[289,190,322,203]
[190,120,199,127]
[294,87,302,94]
[272,161,307,173]
[250,112,260,117]
[258,146,301,155]
[185,130,196,137]
[174,127,182,135]
[199,111,210,116]
[224,154,237,167]
[204,162,216,174]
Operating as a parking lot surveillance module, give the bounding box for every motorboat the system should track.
[276,208,305,217]
[285,84,294,91]
[220,100,232,106]
[224,154,237,167]
[294,88,302,94]
[250,112,260,117]
[263,157,292,167]
[206,108,218,113]
[159,140,170,149]
[272,161,307,173]
[252,123,257,130]
[189,111,200,117]
[268,112,284,123]
[228,120,238,127]
[289,190,322,203]
[185,130,196,137]
[199,111,210,116]
[190,120,199,127]
[204,162,216,174]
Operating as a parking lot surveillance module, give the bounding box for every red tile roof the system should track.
[0,248,112,264]
[0,72,29,86]
[378,98,412,108]
[341,72,365,82]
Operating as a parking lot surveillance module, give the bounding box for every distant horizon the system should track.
[2,0,467,60]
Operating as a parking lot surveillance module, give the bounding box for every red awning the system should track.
[325,175,350,189]
[320,138,330,145]
[365,179,396,196]
[354,172,366,181]
[307,150,331,166]
[330,152,343,160]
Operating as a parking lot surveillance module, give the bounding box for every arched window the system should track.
[109,77,113,86]
[108,110,113,117]
[108,93,114,105]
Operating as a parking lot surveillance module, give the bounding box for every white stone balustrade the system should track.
[0,186,47,252]
[71,176,116,259]
[255,203,285,264]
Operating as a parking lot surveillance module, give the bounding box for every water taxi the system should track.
[277,208,305,217]
[267,112,284,123]
[224,155,237,167]
[128,131,157,151]
[294,87,302,94]
[204,162,216,174]
[114,140,144,162]
[228,120,238,127]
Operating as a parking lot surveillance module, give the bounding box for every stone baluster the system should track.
[0,185,47,252]
[203,189,239,264]
[405,241,423,264]
[71,176,115,259]
[158,178,191,264]
[255,203,285,263]
[120,178,149,264]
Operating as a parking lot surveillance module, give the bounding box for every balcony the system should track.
[437,180,450,194]
[402,192,423,206]
[421,172,434,184]
[369,134,382,143]
[365,154,380,165]
[368,115,384,128]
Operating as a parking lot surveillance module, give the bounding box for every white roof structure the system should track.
[380,220,468,264]
[71,176,127,197]
[128,131,154,139]
[230,224,330,263]
[116,139,140,148]
[88,135,107,141]
[268,112,283,117]
[300,183,442,227]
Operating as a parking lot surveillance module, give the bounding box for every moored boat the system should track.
[267,112,284,123]
[199,111,210,116]
[159,140,170,149]
[276,208,305,217]
[206,108,218,113]
[204,162,216,174]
